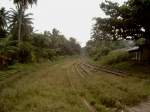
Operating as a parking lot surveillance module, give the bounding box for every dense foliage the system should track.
[92,0,150,41]
[0,2,81,69]
[0,7,8,38]
[86,39,131,61]
[86,0,150,62]
[100,50,129,65]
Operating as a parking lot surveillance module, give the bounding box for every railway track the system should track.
[71,62,130,112]
[77,60,150,112]
[73,63,87,79]
[72,60,129,112]
[66,62,97,112]
[80,61,130,78]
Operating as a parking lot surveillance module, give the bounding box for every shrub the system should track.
[31,47,57,62]
[18,42,33,63]
[94,47,111,61]
[0,39,18,69]
[41,49,57,61]
[136,38,146,46]
[100,50,129,65]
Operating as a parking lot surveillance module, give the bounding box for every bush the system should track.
[41,49,57,61]
[31,47,57,62]
[18,42,33,63]
[94,47,111,61]
[136,38,146,46]
[100,50,129,65]
[0,39,18,69]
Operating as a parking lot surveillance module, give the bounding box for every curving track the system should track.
[67,59,150,112]
[0,57,150,112]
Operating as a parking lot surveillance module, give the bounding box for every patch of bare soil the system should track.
[126,98,150,112]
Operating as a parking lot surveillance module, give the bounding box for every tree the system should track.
[88,0,150,61]
[52,28,60,37]
[0,7,9,38]
[31,33,51,48]
[12,0,37,44]
[0,38,18,68]
[92,0,150,43]
[9,8,33,41]
[69,37,81,54]
[127,0,150,42]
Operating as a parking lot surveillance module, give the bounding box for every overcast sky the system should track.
[0,0,126,46]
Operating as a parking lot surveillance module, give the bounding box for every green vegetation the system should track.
[12,0,37,44]
[85,1,150,110]
[92,0,150,41]
[111,61,150,78]
[0,7,8,38]
[86,40,129,61]
[0,2,81,69]
[1,0,150,112]
[86,0,150,70]
[0,57,150,112]
[0,56,71,82]
[100,50,129,65]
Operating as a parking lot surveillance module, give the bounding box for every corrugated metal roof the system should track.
[128,46,139,52]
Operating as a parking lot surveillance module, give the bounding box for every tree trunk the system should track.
[18,4,23,46]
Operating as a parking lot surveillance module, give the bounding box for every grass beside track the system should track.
[0,57,150,112]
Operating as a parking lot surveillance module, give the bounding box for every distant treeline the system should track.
[0,1,81,69]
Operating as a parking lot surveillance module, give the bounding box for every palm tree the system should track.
[12,0,37,44]
[13,0,37,7]
[0,38,18,68]
[9,8,33,41]
[0,7,9,38]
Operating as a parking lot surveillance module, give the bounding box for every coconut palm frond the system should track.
[9,8,33,40]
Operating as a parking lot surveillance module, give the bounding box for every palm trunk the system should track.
[18,16,21,45]
[18,4,23,46]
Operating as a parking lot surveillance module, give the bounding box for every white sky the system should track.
[0,0,126,46]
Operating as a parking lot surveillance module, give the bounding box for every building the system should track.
[128,45,150,62]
